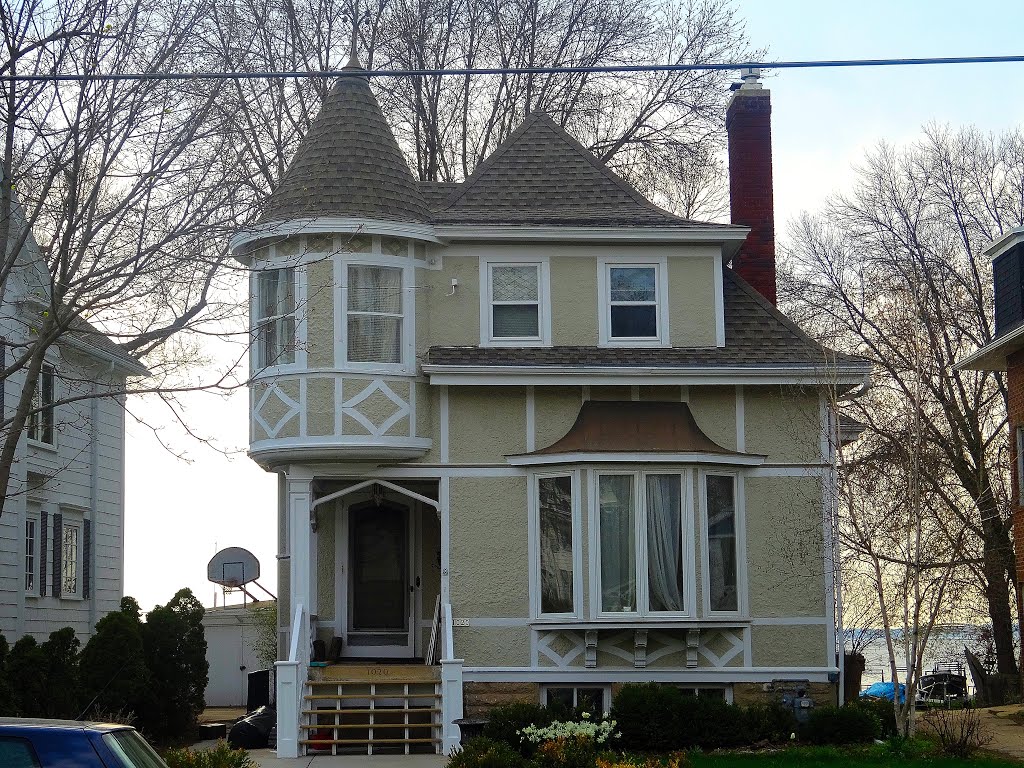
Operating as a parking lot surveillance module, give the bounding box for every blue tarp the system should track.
[860,681,906,703]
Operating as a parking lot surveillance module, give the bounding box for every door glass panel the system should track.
[350,506,408,631]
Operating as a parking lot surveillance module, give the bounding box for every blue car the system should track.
[0,718,168,767]
[860,681,906,703]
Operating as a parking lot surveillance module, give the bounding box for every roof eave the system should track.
[505,450,766,466]
[431,224,749,252]
[61,335,149,376]
[955,327,1024,371]
[231,217,441,259]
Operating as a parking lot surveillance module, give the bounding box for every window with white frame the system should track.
[346,264,404,364]
[599,260,667,344]
[24,517,36,592]
[704,473,739,613]
[62,522,79,596]
[484,261,548,344]
[254,268,296,367]
[27,363,55,445]
[537,474,576,615]
[543,685,609,713]
[596,472,689,616]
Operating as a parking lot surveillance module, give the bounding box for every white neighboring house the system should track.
[0,229,148,643]
[202,601,269,707]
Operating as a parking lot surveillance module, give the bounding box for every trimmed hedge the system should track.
[801,705,880,745]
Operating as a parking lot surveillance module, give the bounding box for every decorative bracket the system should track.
[686,629,701,669]
[584,630,599,668]
[634,629,648,669]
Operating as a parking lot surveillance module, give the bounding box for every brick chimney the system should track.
[726,67,776,305]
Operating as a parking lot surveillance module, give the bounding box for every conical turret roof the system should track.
[258,67,429,224]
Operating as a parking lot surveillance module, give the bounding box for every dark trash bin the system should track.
[228,705,276,749]
[454,717,489,740]
[247,669,271,712]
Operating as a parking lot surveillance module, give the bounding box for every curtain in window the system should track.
[646,475,684,612]
[706,475,738,612]
[599,475,635,612]
[257,269,295,365]
[538,476,573,614]
[348,265,403,363]
[492,265,540,337]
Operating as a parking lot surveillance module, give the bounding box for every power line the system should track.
[3,54,1024,82]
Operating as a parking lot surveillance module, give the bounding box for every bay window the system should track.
[254,268,296,367]
[597,472,691,616]
[704,473,739,614]
[533,472,580,617]
[346,264,404,365]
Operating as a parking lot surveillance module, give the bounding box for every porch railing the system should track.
[439,601,464,755]
[276,601,308,758]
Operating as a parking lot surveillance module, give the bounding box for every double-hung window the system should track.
[346,265,404,365]
[27,364,55,445]
[599,258,668,345]
[62,522,79,596]
[533,472,580,617]
[596,472,691,616]
[703,473,740,614]
[483,261,549,344]
[24,517,36,592]
[255,269,296,367]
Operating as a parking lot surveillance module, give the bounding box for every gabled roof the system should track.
[427,112,735,229]
[258,68,429,225]
[425,268,868,372]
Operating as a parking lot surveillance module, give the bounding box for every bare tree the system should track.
[200,0,754,220]
[782,124,1024,676]
[0,0,249,510]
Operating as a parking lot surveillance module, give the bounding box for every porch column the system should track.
[277,467,315,758]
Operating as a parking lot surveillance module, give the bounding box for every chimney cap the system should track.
[730,66,764,91]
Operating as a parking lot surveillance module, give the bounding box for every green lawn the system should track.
[687,746,1019,767]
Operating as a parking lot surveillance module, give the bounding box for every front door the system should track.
[346,501,414,657]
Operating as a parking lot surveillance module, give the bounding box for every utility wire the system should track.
[3,54,1024,82]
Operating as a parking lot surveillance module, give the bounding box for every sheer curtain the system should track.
[646,475,683,612]
[599,475,635,612]
[348,265,402,363]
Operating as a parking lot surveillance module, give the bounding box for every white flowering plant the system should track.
[519,712,619,745]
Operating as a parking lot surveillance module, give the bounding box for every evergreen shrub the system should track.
[802,705,879,745]
[483,703,561,755]
[449,737,527,768]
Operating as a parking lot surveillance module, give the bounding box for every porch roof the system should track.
[506,400,764,466]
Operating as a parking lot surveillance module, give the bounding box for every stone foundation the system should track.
[733,681,838,708]
[463,682,541,717]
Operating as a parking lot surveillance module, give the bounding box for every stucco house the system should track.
[231,64,872,757]
[0,225,148,643]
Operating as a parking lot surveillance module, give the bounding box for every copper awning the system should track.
[507,401,764,466]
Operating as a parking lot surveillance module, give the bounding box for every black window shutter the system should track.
[39,510,48,596]
[83,519,92,599]
[52,513,62,598]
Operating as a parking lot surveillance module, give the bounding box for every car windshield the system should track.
[102,730,168,768]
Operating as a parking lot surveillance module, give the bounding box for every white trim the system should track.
[440,385,450,463]
[526,387,536,452]
[480,257,551,346]
[432,225,749,250]
[735,386,745,452]
[422,366,872,387]
[955,324,1024,371]
[461,667,837,683]
[713,252,726,347]
[231,218,441,256]
[249,437,432,466]
[750,617,830,626]
[507,451,764,467]
[312,478,440,511]
[983,226,1024,259]
[440,477,451,604]
[597,255,670,346]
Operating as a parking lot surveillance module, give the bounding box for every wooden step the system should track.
[301,737,441,746]
[305,693,440,701]
[312,664,440,683]
[303,707,441,716]
[302,722,437,731]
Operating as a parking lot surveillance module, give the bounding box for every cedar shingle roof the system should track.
[428,113,733,228]
[425,268,867,370]
[258,68,429,224]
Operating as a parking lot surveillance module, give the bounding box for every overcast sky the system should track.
[123,0,1024,614]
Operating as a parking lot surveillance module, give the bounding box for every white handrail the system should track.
[288,602,304,662]
[442,602,455,661]
[427,595,441,664]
